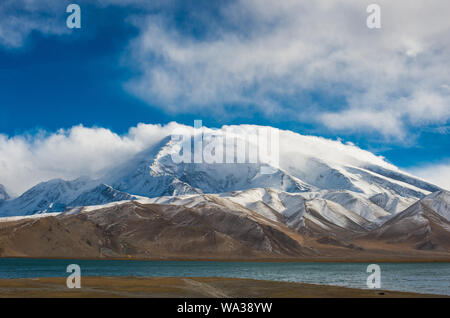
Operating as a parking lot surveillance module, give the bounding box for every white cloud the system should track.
[124,0,450,138]
[0,0,68,48]
[1,0,450,138]
[0,122,398,196]
[0,123,180,195]
[0,0,158,47]
[410,163,450,191]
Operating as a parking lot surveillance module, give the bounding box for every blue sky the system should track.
[0,0,450,191]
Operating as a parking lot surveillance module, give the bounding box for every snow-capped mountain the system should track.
[364,190,450,250]
[69,184,138,207]
[0,123,449,259]
[0,124,443,232]
[103,136,311,198]
[144,188,382,238]
[0,177,98,216]
[0,178,136,217]
[101,126,438,201]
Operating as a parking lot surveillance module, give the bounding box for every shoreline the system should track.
[1,256,450,263]
[0,276,447,298]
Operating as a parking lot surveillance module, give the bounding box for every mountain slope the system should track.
[0,177,99,216]
[146,190,376,240]
[0,201,315,259]
[0,178,136,217]
[361,191,450,251]
[104,137,312,199]
[69,184,138,207]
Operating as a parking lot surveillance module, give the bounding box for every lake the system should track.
[0,258,449,296]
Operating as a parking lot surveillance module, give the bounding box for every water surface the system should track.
[0,258,448,295]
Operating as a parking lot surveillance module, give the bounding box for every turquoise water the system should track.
[0,258,449,295]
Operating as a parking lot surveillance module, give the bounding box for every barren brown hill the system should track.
[0,201,316,259]
[359,191,450,252]
[0,197,449,261]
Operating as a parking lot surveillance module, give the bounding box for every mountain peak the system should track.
[421,190,450,221]
[0,124,443,219]
[364,190,450,251]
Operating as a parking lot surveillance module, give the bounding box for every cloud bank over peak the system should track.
[0,122,401,196]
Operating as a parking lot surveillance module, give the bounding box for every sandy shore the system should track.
[0,276,445,298]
